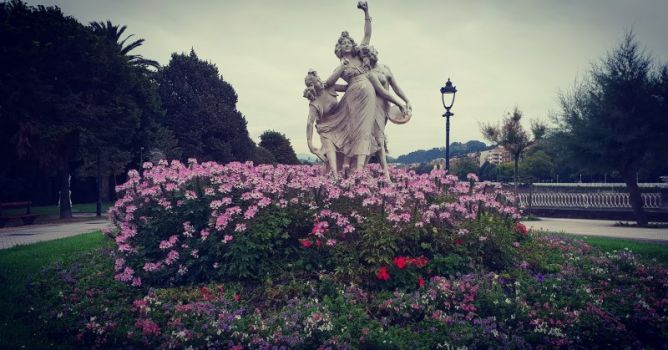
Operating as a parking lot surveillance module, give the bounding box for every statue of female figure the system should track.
[317,1,382,172]
[303,69,348,178]
[358,45,412,180]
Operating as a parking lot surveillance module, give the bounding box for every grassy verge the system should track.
[538,231,668,264]
[0,231,110,349]
[2,202,113,217]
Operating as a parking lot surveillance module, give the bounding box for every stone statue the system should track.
[304,69,347,178]
[359,45,412,180]
[305,1,411,180]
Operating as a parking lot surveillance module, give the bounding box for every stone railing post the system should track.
[660,186,668,210]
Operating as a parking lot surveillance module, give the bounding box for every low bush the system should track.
[107,161,519,288]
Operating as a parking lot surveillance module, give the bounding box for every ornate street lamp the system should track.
[440,78,457,171]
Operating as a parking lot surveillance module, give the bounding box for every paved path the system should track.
[523,217,668,242]
[0,215,110,250]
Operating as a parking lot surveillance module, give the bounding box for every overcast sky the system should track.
[27,0,668,157]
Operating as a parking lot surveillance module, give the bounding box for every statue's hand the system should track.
[405,102,413,112]
[357,1,368,12]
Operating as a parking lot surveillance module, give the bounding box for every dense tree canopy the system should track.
[259,131,300,165]
[556,32,668,225]
[0,1,150,217]
[157,50,255,163]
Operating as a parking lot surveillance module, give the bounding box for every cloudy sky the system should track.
[27,0,668,157]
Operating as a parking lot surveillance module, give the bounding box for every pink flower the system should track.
[164,250,179,266]
[135,318,161,336]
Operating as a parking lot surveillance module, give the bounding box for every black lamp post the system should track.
[440,78,457,171]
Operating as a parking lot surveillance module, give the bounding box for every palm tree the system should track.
[90,20,160,70]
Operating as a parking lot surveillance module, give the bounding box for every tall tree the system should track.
[259,131,300,165]
[556,32,668,226]
[0,1,145,218]
[157,49,255,163]
[89,20,159,70]
[480,108,545,196]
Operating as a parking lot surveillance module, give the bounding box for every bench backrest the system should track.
[0,201,32,215]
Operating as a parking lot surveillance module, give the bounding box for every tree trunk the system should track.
[59,169,72,219]
[100,175,111,202]
[513,157,519,204]
[623,168,648,227]
[96,153,101,217]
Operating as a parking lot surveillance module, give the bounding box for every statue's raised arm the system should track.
[358,1,371,46]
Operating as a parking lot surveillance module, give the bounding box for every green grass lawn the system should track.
[2,202,113,217]
[540,231,668,264]
[0,231,109,349]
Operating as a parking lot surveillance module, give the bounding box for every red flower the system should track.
[299,239,312,248]
[200,286,212,301]
[410,256,429,268]
[454,238,464,245]
[393,256,408,269]
[514,222,528,236]
[418,277,425,288]
[234,293,240,301]
[376,266,390,281]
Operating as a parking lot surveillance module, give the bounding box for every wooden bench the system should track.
[0,201,40,228]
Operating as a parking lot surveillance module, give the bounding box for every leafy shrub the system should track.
[107,161,520,288]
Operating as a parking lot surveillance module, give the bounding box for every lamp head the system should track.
[440,78,457,111]
[440,78,457,95]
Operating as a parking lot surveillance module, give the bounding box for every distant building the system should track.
[431,158,445,170]
[479,146,511,166]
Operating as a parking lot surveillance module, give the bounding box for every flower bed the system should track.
[25,162,668,348]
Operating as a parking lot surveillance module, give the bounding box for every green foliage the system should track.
[451,157,480,180]
[220,209,293,281]
[358,215,399,267]
[89,20,160,69]
[480,108,545,188]
[429,253,471,278]
[259,130,300,165]
[557,32,667,175]
[556,32,668,224]
[467,214,519,271]
[519,150,554,181]
[252,145,278,164]
[157,49,255,163]
[0,1,168,210]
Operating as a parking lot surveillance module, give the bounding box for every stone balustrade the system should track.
[518,192,662,209]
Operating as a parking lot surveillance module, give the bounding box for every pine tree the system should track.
[259,131,300,165]
[157,49,254,163]
[557,32,668,226]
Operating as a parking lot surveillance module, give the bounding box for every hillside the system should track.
[393,140,488,164]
